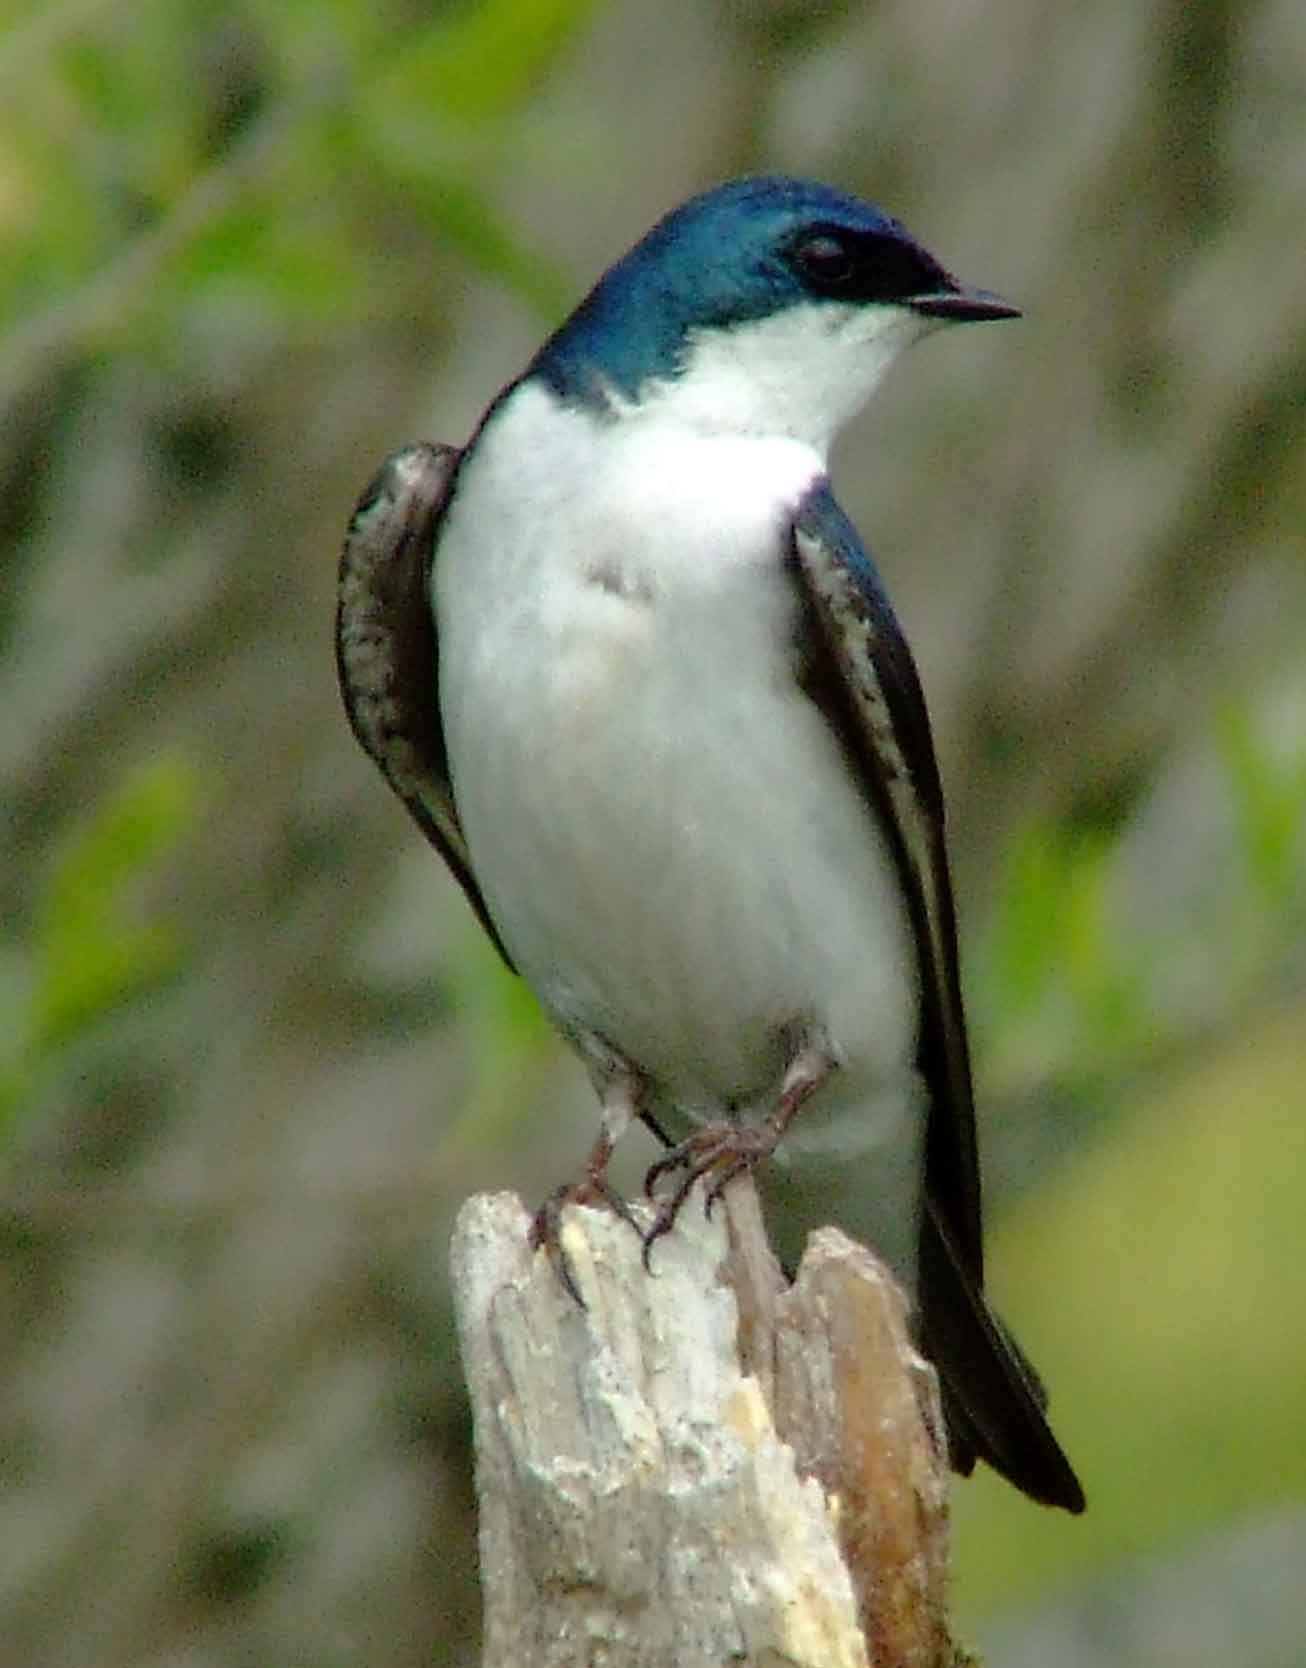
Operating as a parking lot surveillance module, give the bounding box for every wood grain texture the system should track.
[451,1182,958,1667]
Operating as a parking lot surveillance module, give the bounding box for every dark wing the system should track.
[336,443,514,970]
[790,480,1083,1513]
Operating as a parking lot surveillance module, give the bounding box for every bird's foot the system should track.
[641,1122,775,1266]
[528,1131,642,1306]
[641,1038,835,1268]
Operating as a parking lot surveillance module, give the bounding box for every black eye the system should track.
[791,232,856,289]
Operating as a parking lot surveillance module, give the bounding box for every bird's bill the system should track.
[908,284,1021,323]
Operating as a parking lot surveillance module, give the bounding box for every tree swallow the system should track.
[337,175,1085,1513]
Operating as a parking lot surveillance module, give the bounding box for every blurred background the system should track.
[2,1,1304,1663]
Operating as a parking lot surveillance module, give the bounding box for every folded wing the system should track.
[790,479,1083,1512]
[336,443,514,969]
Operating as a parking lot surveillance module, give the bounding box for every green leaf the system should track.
[1216,700,1304,910]
[26,755,200,1061]
[396,0,603,125]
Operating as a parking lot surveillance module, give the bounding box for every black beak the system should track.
[908,282,1021,323]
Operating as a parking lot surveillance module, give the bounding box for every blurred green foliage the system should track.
[0,0,591,400]
[1217,701,1306,920]
[0,755,198,1140]
[976,696,1306,1130]
[436,922,556,1170]
[957,1004,1306,1627]
[990,820,1150,1075]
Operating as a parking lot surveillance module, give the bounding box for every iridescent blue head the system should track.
[530,175,1017,437]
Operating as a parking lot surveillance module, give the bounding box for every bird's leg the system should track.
[643,1035,836,1264]
[529,1046,649,1305]
[637,1105,675,1150]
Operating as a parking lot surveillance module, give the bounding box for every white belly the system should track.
[435,386,920,1142]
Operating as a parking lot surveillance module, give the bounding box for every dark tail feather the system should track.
[918,1198,1086,1513]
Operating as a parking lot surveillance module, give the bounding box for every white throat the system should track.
[617,300,931,455]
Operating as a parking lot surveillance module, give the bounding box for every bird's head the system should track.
[529,175,1018,454]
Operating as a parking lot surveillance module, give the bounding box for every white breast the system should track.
[434,380,919,1151]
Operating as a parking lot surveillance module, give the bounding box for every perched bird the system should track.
[337,175,1084,1513]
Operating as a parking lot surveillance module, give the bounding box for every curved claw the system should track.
[529,1187,588,1307]
[529,1142,643,1307]
[703,1153,755,1216]
[641,1041,837,1268]
[640,1122,772,1268]
[640,1161,707,1272]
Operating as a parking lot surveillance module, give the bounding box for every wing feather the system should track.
[790,480,1083,1511]
[336,443,514,969]
[791,483,981,1270]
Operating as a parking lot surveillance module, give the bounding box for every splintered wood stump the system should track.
[451,1181,958,1668]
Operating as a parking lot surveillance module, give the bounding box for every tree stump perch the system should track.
[451,1180,961,1667]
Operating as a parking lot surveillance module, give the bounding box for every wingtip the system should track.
[922,1203,1086,1515]
[940,1376,1085,1512]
